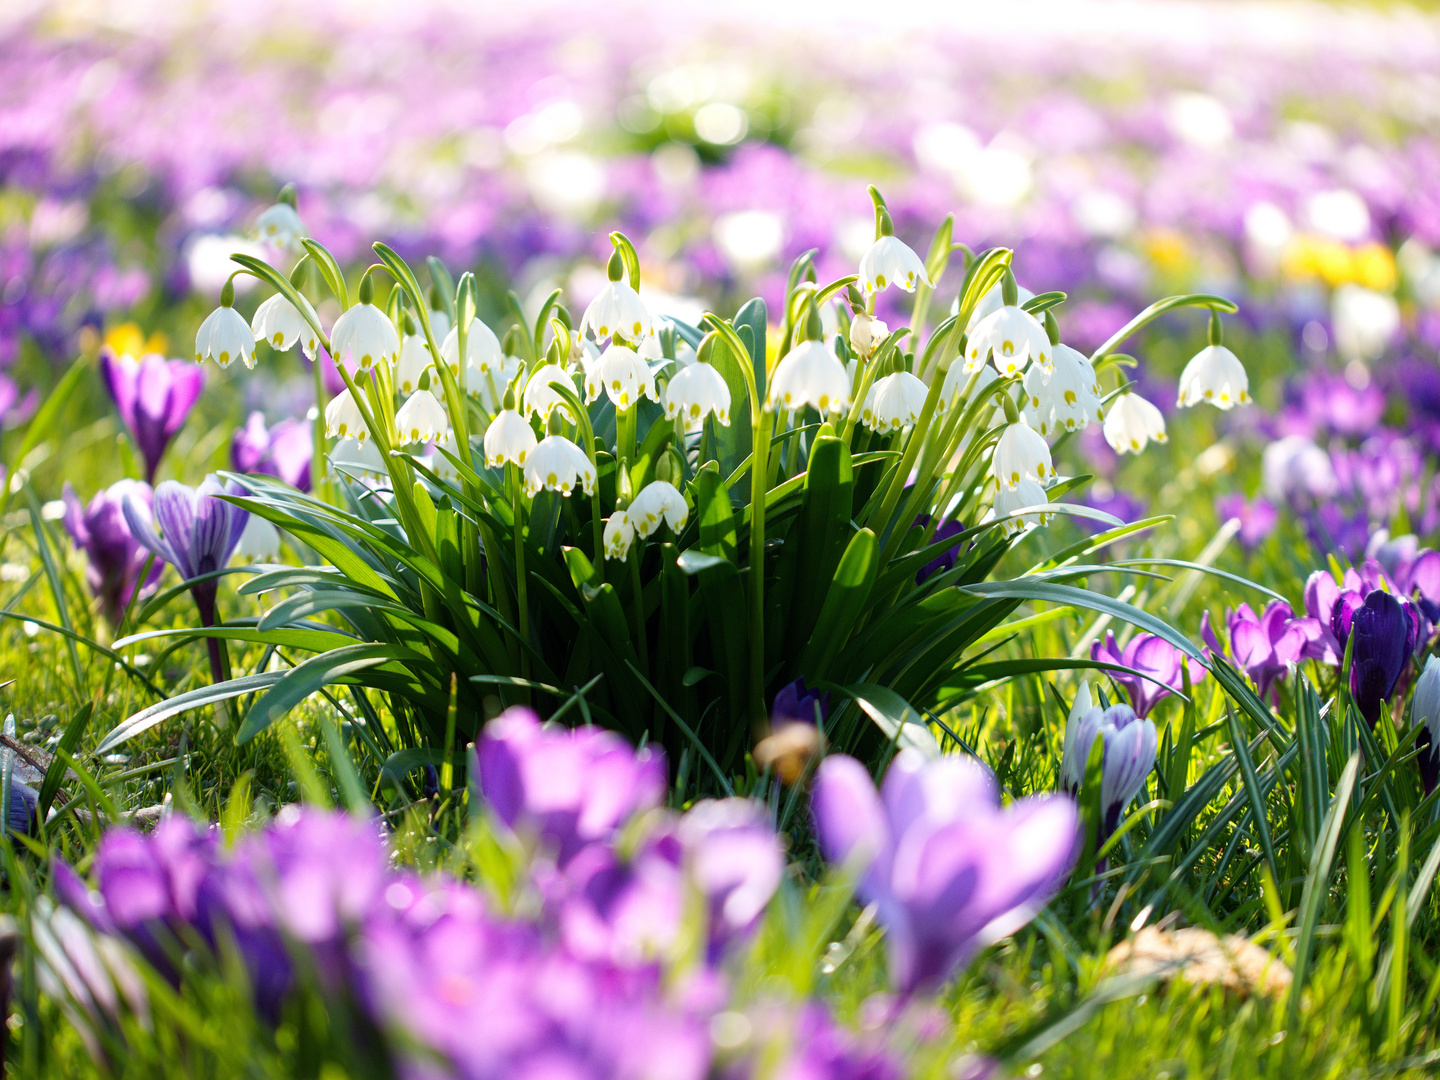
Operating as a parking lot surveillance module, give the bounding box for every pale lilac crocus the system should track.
[1058,683,1157,838]
[231,411,313,491]
[811,751,1079,995]
[1090,631,1206,718]
[61,480,162,627]
[99,348,205,483]
[1201,601,1307,702]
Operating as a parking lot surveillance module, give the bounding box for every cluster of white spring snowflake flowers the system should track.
[602,456,690,563]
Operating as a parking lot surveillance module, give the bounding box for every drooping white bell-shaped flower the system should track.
[597,343,659,409]
[859,236,931,294]
[331,302,399,372]
[440,318,504,387]
[767,339,851,415]
[196,303,255,370]
[603,512,636,561]
[992,477,1051,535]
[993,422,1054,489]
[522,364,578,423]
[254,202,305,252]
[958,281,1037,334]
[1177,344,1250,410]
[523,434,596,498]
[627,480,689,537]
[396,334,434,396]
[234,513,282,562]
[582,280,653,344]
[1103,393,1168,454]
[395,389,448,445]
[484,409,538,467]
[849,312,889,358]
[664,362,732,425]
[964,305,1051,377]
[1022,343,1103,436]
[431,429,461,482]
[324,388,368,442]
[474,355,522,414]
[862,371,929,431]
[251,292,321,359]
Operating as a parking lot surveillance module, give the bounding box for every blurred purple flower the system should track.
[61,479,162,626]
[1214,493,1277,550]
[231,411,312,492]
[0,372,37,430]
[1090,631,1206,718]
[1276,371,1386,439]
[99,348,205,483]
[811,751,1079,995]
[1078,486,1144,535]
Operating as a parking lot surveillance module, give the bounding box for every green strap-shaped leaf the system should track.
[238,644,427,743]
[98,671,287,753]
[832,682,940,759]
[796,528,878,685]
[38,700,91,820]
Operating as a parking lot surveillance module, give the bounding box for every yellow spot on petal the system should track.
[219,350,230,365]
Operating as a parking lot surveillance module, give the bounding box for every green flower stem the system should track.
[310,338,329,504]
[618,403,637,467]
[628,543,648,678]
[509,464,530,678]
[874,370,947,563]
[749,405,772,716]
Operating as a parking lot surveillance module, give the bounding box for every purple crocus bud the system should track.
[811,751,1079,995]
[1214,493,1278,550]
[772,677,829,727]
[915,515,966,584]
[1348,590,1416,728]
[1058,694,1157,838]
[1411,656,1440,795]
[99,347,205,483]
[1090,631,1206,718]
[477,707,667,867]
[61,480,163,627]
[678,798,784,961]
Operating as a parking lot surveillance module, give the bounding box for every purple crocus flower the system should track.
[1214,493,1278,550]
[772,677,830,726]
[1058,685,1157,838]
[1090,631,1206,718]
[476,707,668,867]
[1201,601,1307,702]
[61,480,162,627]
[1340,590,1417,728]
[231,411,312,492]
[811,751,1079,995]
[122,476,249,682]
[677,798,784,962]
[99,348,205,483]
[915,516,965,584]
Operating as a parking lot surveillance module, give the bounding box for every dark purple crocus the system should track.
[811,750,1079,995]
[772,677,830,727]
[61,480,163,627]
[476,707,667,868]
[1339,590,1417,728]
[99,348,205,483]
[1214,493,1278,550]
[1090,631,1207,719]
[122,476,248,682]
[915,516,966,584]
[1201,601,1307,702]
[231,411,313,492]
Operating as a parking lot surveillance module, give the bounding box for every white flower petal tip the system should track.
[1022,343,1103,436]
[251,293,321,359]
[991,477,1052,535]
[582,281,653,344]
[861,372,928,431]
[992,422,1055,489]
[324,389,369,443]
[196,306,256,369]
[628,480,689,538]
[483,409,538,468]
[664,361,732,425]
[522,435,596,498]
[331,302,399,372]
[596,344,659,409]
[1177,344,1250,410]
[522,364,578,423]
[859,236,931,294]
[439,318,505,389]
[1103,393,1168,455]
[767,340,851,415]
[603,512,635,561]
[964,306,1050,377]
[394,389,448,445]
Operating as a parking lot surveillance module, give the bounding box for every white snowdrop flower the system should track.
[475,355,522,414]
[331,302,399,372]
[427,308,452,345]
[597,343,659,409]
[522,364,578,423]
[1103,393,1168,454]
[992,477,1051,535]
[862,371,929,431]
[964,305,1050,377]
[484,409,538,467]
[603,512,635,561]
[331,435,386,476]
[254,203,304,250]
[582,280,653,344]
[575,338,605,403]
[233,514,281,562]
[849,312,889,358]
[767,339,851,414]
[251,292,321,359]
[627,480,689,537]
[396,334,434,396]
[1022,344,1102,436]
[859,236,931,294]
[431,430,461,481]
[395,389,448,445]
[440,318,505,388]
[324,388,369,442]
[196,305,255,369]
[523,435,596,498]
[993,422,1054,488]
[664,361,731,425]
[935,359,1000,413]
[957,281,1035,335]
[1177,344,1250,410]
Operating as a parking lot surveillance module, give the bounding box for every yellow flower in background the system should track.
[1279,235,1397,291]
[1354,243,1398,291]
[1143,229,1190,273]
[104,322,169,359]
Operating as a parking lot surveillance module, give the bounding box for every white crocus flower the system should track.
[862,372,928,431]
[233,514,281,562]
[603,512,635,561]
[251,292,321,359]
[582,280,653,344]
[440,318,504,388]
[1177,344,1250,410]
[254,203,305,251]
[859,236,931,294]
[992,477,1051,535]
[522,364,578,423]
[523,435,596,498]
[664,362,731,425]
[331,302,399,372]
[964,305,1051,377]
[484,409,538,467]
[993,422,1054,488]
[1103,393,1168,454]
[767,339,851,414]
[196,305,256,369]
[324,389,369,442]
[395,389,448,445]
[627,480,689,537]
[849,312,889,358]
[396,334,434,396]
[1022,344,1102,436]
[597,343,660,409]
[1058,681,1096,794]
